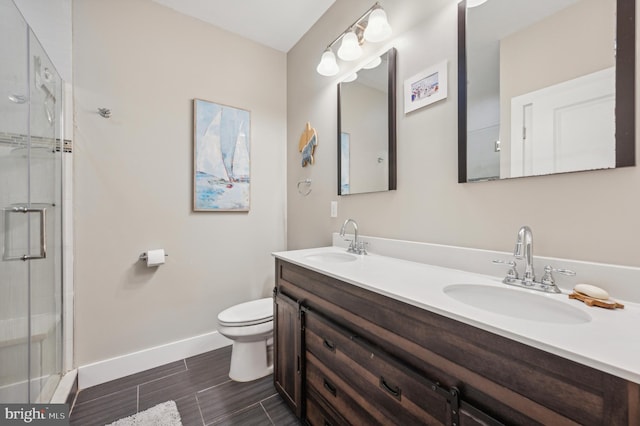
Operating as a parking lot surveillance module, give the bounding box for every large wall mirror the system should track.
[338,48,397,195]
[458,0,635,182]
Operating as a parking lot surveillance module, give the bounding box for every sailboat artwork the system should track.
[194,99,251,211]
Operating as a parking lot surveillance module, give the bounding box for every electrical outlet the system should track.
[330,201,338,218]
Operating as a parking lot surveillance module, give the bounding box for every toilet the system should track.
[217,297,274,382]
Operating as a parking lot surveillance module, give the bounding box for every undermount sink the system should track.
[304,252,358,263]
[443,284,591,324]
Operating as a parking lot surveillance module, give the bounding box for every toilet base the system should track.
[229,339,273,382]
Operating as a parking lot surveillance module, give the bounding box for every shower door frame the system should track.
[1,0,65,403]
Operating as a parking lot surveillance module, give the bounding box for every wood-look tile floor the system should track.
[69,346,301,426]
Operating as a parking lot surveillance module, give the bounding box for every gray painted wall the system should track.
[73,0,287,365]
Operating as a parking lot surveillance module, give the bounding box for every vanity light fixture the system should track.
[363,7,392,42]
[338,30,363,61]
[317,48,339,76]
[316,2,392,77]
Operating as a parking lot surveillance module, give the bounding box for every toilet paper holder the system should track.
[138,252,169,262]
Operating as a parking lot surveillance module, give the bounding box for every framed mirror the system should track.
[458,0,635,182]
[338,48,397,195]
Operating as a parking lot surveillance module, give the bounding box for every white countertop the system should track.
[273,246,640,384]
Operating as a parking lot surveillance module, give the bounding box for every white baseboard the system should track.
[78,331,231,389]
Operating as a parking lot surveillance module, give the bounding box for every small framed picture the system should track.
[404,60,448,113]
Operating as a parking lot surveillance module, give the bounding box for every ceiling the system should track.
[151,0,336,52]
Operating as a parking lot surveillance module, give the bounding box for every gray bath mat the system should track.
[106,400,182,426]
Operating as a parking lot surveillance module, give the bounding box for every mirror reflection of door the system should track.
[510,68,615,176]
[465,0,617,181]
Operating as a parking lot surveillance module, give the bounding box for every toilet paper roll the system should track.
[146,249,165,267]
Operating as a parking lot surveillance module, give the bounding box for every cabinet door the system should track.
[273,290,302,417]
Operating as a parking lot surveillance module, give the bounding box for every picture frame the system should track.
[404,60,448,113]
[193,98,251,211]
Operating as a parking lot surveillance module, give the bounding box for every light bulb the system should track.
[337,31,362,61]
[316,48,339,76]
[363,8,392,43]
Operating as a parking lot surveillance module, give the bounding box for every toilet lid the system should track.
[218,297,273,327]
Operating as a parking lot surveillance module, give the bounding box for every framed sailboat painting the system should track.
[193,99,251,211]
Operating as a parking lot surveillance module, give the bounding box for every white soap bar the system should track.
[574,283,609,300]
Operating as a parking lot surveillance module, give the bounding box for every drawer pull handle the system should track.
[323,379,337,397]
[380,376,402,401]
[323,338,336,352]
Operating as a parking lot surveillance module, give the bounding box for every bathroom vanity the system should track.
[273,245,640,425]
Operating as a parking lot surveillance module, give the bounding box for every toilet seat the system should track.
[218,297,273,327]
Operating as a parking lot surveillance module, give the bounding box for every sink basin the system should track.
[443,284,591,324]
[304,252,358,263]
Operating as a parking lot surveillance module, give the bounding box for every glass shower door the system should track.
[26,26,63,404]
[0,0,63,403]
[0,0,31,403]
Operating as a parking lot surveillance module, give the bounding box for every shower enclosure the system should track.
[1,0,65,403]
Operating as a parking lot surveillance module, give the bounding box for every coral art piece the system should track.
[298,122,318,167]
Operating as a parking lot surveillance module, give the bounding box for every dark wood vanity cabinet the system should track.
[274,259,640,426]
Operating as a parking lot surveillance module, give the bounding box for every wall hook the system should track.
[97,108,111,118]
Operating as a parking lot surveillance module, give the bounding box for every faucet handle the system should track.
[540,265,576,287]
[357,241,368,255]
[492,259,519,280]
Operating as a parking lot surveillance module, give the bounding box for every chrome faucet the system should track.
[493,225,575,293]
[340,218,367,255]
[514,225,535,285]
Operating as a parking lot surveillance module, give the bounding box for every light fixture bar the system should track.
[317,2,391,76]
[323,2,382,51]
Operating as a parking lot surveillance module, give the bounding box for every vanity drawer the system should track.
[305,388,348,426]
[304,309,451,425]
[306,352,383,425]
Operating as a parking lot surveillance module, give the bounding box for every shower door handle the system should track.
[3,206,47,261]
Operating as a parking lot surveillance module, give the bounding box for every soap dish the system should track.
[569,291,624,310]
